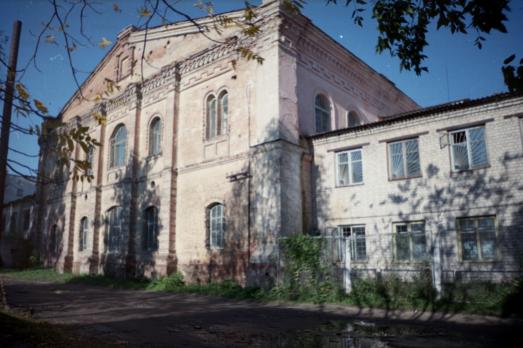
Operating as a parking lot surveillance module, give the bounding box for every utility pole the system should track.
[0,21,22,260]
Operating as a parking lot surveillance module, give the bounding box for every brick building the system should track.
[31,0,522,286]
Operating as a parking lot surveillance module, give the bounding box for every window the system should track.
[218,91,228,136]
[315,94,331,133]
[23,209,30,230]
[449,126,488,171]
[206,91,229,140]
[9,212,18,234]
[336,149,363,186]
[340,225,367,261]
[50,224,59,254]
[209,204,225,249]
[388,138,421,179]
[109,125,127,168]
[206,95,217,139]
[143,206,159,251]
[79,217,88,252]
[149,117,161,156]
[457,216,496,261]
[347,111,361,127]
[87,146,94,176]
[106,207,122,252]
[394,222,427,261]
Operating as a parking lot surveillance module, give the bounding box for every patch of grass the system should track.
[0,309,115,347]
[0,267,74,283]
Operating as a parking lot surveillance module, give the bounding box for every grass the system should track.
[2,267,522,317]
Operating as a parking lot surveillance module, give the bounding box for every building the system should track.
[313,93,523,288]
[32,0,522,287]
[1,175,36,267]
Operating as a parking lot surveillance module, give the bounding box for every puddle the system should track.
[269,320,408,348]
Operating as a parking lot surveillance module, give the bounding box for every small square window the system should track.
[457,216,496,261]
[393,221,427,262]
[336,149,363,186]
[449,126,488,171]
[388,138,421,179]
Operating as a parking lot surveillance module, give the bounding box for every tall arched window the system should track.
[106,207,122,252]
[79,217,88,251]
[208,203,225,249]
[315,94,331,133]
[110,125,127,168]
[87,146,94,176]
[143,206,159,251]
[149,117,161,156]
[206,95,217,139]
[218,91,228,136]
[347,111,361,127]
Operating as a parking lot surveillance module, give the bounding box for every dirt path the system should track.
[3,278,521,347]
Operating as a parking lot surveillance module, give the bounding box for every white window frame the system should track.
[388,138,421,180]
[218,91,228,136]
[449,126,489,171]
[340,225,367,261]
[393,221,427,262]
[336,148,363,186]
[209,204,225,249]
[456,216,497,261]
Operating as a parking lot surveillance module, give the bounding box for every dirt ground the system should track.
[2,278,521,347]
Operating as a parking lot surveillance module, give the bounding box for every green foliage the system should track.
[279,234,342,303]
[502,54,523,92]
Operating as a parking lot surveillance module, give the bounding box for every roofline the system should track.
[310,91,523,141]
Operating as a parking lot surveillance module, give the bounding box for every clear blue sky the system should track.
[1,0,522,175]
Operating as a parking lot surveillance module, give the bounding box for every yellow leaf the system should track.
[15,83,30,101]
[99,37,112,49]
[138,7,152,17]
[33,99,48,114]
[45,34,57,45]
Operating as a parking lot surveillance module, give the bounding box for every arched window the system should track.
[315,94,331,133]
[79,217,88,251]
[109,125,127,168]
[208,204,225,249]
[218,91,228,136]
[206,95,217,140]
[50,224,59,254]
[149,117,161,156]
[143,206,159,251]
[87,146,94,176]
[347,111,361,128]
[106,207,122,252]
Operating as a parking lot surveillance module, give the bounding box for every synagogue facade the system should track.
[30,0,522,286]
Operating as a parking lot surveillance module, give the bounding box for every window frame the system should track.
[339,225,367,262]
[218,90,228,136]
[148,117,162,157]
[315,94,331,133]
[335,148,364,187]
[143,206,159,251]
[387,137,422,180]
[456,216,497,262]
[109,124,127,169]
[449,126,489,172]
[208,203,225,250]
[79,217,88,252]
[393,221,427,262]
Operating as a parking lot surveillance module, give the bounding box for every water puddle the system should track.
[270,320,410,348]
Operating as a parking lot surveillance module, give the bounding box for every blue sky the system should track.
[1,0,522,175]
